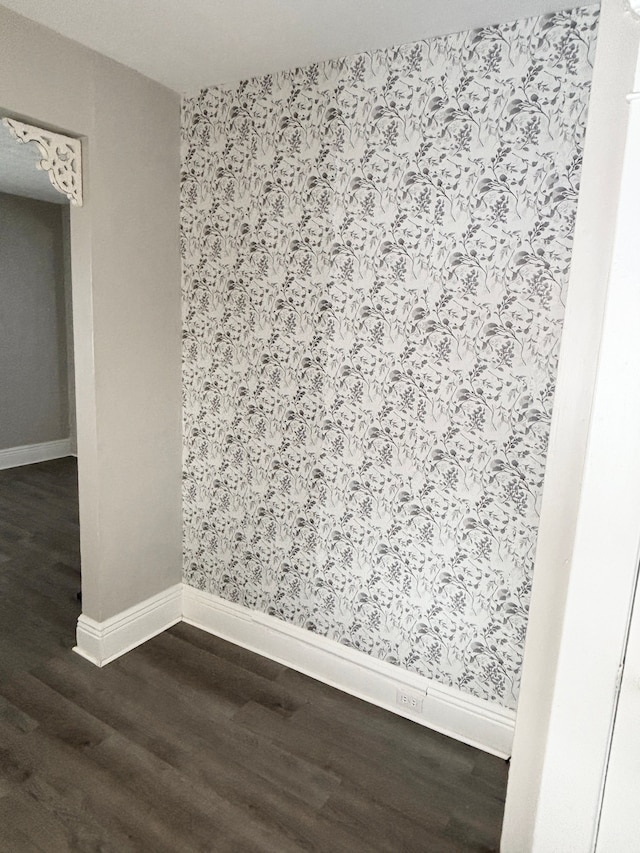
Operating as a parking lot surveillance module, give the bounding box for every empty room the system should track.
[0,0,639,850]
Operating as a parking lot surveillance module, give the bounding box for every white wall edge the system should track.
[74,583,183,667]
[0,438,72,470]
[182,585,515,758]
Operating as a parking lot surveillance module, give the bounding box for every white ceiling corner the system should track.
[0,0,593,93]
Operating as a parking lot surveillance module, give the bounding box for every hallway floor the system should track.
[0,458,508,851]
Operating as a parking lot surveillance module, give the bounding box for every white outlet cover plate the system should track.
[396,688,424,714]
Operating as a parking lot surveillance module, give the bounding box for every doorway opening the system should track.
[0,119,81,679]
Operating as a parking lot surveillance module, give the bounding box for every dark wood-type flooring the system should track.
[0,458,508,852]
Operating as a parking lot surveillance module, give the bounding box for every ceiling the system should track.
[0,0,588,93]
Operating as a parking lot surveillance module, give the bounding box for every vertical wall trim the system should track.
[502,1,640,849]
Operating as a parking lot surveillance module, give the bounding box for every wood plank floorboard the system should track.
[0,458,509,851]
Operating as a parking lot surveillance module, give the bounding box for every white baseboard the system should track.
[73,581,515,756]
[74,584,182,667]
[0,438,72,470]
[182,585,516,758]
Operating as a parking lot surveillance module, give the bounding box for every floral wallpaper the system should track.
[181,7,598,710]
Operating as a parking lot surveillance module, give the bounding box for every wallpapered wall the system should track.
[181,7,598,710]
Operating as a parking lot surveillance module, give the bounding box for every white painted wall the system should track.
[0,6,182,621]
[597,474,640,849]
[502,1,640,849]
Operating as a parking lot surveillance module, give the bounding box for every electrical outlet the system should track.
[396,687,424,714]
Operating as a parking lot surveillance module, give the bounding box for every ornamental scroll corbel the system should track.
[2,118,83,206]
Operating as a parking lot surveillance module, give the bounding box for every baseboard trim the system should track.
[181,585,516,758]
[73,581,516,755]
[0,438,72,470]
[74,583,183,667]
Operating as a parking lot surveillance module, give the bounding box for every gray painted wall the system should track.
[0,191,71,449]
[0,6,182,622]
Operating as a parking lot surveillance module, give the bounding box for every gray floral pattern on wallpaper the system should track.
[181,7,598,709]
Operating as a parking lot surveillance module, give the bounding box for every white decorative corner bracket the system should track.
[2,117,83,206]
